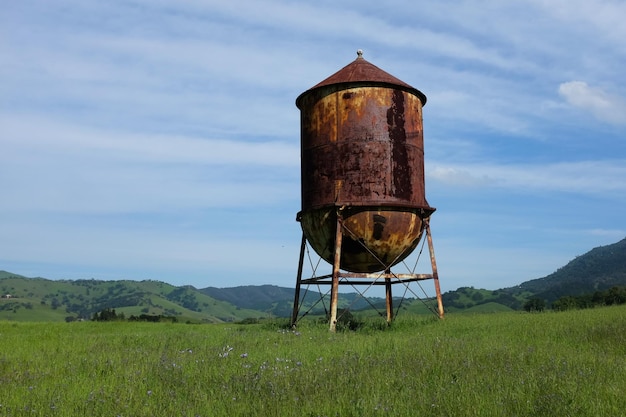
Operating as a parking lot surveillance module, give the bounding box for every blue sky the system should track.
[2,0,625,293]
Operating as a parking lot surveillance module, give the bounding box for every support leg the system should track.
[385,270,393,324]
[425,219,444,318]
[291,233,307,328]
[329,214,343,332]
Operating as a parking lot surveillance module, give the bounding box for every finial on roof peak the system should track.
[357,49,363,58]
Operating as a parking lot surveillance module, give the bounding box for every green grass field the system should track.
[1,306,625,416]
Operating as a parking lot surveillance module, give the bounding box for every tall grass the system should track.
[1,306,625,416]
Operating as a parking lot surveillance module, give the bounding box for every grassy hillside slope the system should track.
[0,273,262,323]
[510,236,626,302]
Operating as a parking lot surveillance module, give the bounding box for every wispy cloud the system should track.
[559,81,626,125]
[428,160,626,195]
[586,228,626,239]
[2,116,299,166]
[2,116,299,214]
[530,0,626,48]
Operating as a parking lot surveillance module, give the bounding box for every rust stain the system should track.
[387,89,411,200]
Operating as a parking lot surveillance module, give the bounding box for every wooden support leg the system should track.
[291,233,307,328]
[425,219,444,318]
[385,271,393,324]
[329,214,343,332]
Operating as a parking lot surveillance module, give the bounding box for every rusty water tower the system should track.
[291,51,444,331]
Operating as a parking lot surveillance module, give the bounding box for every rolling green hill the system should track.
[2,236,626,321]
[0,272,262,323]
[0,271,393,322]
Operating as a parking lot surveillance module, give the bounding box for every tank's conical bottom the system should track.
[299,207,428,273]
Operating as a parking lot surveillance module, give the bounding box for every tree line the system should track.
[551,286,626,311]
[523,286,626,312]
[92,308,178,322]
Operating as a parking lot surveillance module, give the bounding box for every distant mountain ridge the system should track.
[0,271,388,322]
[512,237,626,302]
[2,236,626,321]
[441,236,626,311]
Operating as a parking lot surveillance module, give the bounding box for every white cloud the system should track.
[428,160,626,194]
[428,166,494,187]
[1,116,299,214]
[2,115,299,166]
[559,81,626,125]
[529,0,626,49]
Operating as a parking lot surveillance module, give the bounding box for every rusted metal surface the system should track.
[299,207,427,272]
[298,86,430,210]
[292,53,444,327]
[296,54,434,273]
[297,50,426,106]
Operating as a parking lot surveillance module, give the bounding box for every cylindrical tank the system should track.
[296,51,435,273]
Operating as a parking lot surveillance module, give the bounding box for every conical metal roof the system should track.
[296,50,426,107]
